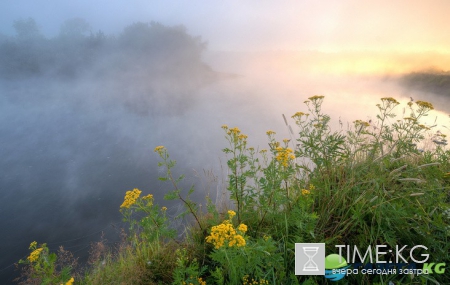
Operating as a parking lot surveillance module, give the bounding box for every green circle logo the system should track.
[325,254,349,281]
[325,254,348,269]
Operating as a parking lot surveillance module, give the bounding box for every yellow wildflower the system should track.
[238,223,248,232]
[120,188,142,209]
[27,247,43,262]
[62,277,74,285]
[275,147,295,167]
[416,100,434,110]
[205,218,246,249]
[229,127,241,135]
[302,189,310,196]
[381,97,399,105]
[161,206,167,211]
[259,149,267,154]
[221,124,228,129]
[238,134,248,140]
[229,234,246,247]
[283,138,290,144]
[154,146,165,153]
[266,130,276,136]
[308,95,325,101]
[29,241,37,249]
[309,184,315,191]
[142,194,153,200]
[228,210,236,219]
[197,277,206,285]
[292,111,309,119]
[354,120,370,127]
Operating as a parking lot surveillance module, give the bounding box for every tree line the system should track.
[0,18,212,80]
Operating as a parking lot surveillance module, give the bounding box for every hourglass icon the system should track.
[303,247,319,271]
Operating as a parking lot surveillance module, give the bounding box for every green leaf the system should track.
[164,192,178,200]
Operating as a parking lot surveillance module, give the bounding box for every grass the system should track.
[16,96,450,284]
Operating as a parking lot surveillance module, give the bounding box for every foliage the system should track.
[17,96,450,284]
[18,242,74,285]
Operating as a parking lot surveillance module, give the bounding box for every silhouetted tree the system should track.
[13,18,42,41]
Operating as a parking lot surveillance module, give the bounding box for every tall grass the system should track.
[17,96,450,284]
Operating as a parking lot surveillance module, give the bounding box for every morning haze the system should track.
[1,1,450,283]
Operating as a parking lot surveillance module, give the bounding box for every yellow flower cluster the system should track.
[60,277,74,285]
[275,146,295,167]
[143,194,153,200]
[182,277,206,285]
[242,275,269,285]
[27,247,43,262]
[381,97,399,105]
[291,111,309,119]
[266,130,276,136]
[161,206,167,211]
[313,123,323,128]
[302,184,315,195]
[416,100,434,110]
[308,95,325,101]
[225,127,248,144]
[238,134,248,140]
[205,211,247,249]
[238,223,248,232]
[354,120,370,127]
[302,189,310,196]
[154,145,165,153]
[228,127,241,135]
[120,188,142,209]
[29,241,37,249]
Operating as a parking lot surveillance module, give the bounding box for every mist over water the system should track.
[1,19,450,284]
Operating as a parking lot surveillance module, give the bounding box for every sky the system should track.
[2,0,450,52]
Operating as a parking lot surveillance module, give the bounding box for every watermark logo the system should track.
[295,243,325,275]
[324,254,350,281]
[295,243,445,282]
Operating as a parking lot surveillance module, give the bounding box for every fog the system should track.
[1,15,450,284]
